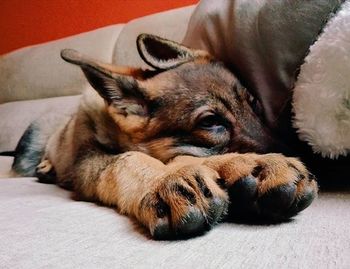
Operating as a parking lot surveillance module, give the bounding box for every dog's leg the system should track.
[70,151,228,239]
[57,151,317,239]
[171,153,318,221]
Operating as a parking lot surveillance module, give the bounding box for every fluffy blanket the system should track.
[293,0,350,159]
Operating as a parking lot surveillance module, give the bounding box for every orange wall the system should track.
[0,0,198,55]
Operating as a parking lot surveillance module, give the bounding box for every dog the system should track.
[12,34,317,240]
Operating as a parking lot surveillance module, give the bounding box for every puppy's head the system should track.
[61,34,279,162]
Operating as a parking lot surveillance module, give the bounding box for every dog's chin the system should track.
[142,144,222,163]
[227,136,299,157]
[162,148,219,163]
[146,143,286,163]
[263,140,300,157]
[139,136,296,163]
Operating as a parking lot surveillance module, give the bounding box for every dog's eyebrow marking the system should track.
[211,93,232,112]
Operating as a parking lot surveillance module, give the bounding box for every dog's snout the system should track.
[228,135,295,155]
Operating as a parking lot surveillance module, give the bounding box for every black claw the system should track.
[229,176,258,202]
[152,207,208,240]
[286,184,317,218]
[227,176,259,218]
[180,207,207,234]
[153,221,171,240]
[258,183,296,218]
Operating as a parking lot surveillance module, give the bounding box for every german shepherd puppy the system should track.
[12,34,317,240]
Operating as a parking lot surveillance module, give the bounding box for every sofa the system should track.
[1,5,350,269]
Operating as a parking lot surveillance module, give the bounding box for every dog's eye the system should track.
[197,114,226,132]
[247,93,262,116]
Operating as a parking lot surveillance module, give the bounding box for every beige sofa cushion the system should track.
[0,95,80,152]
[0,25,123,104]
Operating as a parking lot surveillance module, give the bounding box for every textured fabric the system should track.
[293,0,350,159]
[0,95,80,152]
[0,25,123,104]
[1,156,350,268]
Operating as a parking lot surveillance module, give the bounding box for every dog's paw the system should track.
[208,154,318,221]
[139,165,228,240]
[36,159,52,174]
[36,159,56,183]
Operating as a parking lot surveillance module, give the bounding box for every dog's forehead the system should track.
[142,62,247,117]
[174,62,241,104]
[140,61,247,118]
[144,61,237,95]
[178,61,235,85]
[141,62,237,95]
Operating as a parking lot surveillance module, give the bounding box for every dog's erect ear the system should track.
[137,34,210,70]
[61,49,147,116]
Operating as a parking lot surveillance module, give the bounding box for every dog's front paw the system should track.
[207,154,318,221]
[138,165,228,240]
